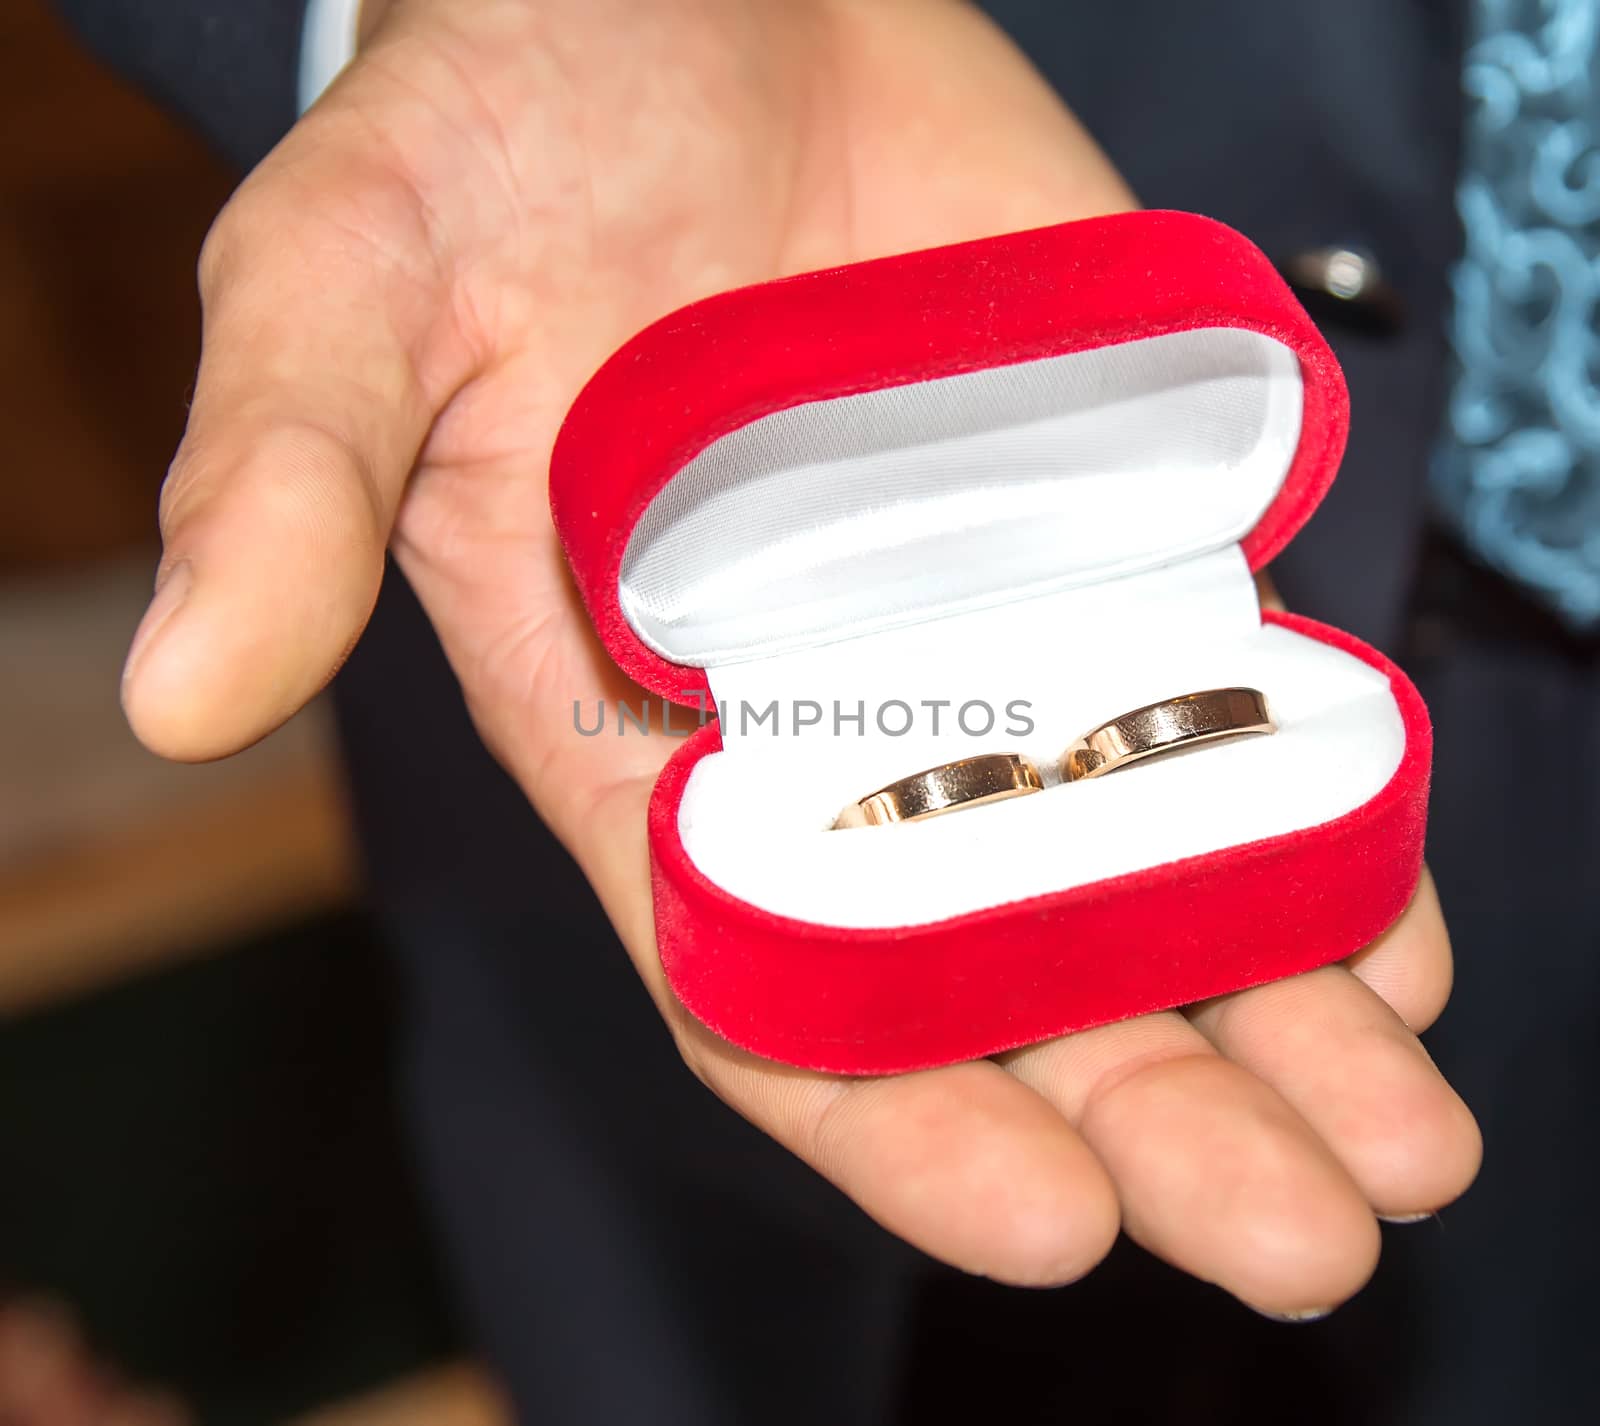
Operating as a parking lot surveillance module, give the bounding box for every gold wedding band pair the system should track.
[832,688,1275,829]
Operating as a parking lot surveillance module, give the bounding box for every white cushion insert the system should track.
[677,549,1406,929]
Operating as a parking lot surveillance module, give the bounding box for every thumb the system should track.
[122,140,455,761]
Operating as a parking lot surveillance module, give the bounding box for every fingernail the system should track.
[1379,1211,1434,1225]
[1254,1305,1334,1324]
[124,560,192,687]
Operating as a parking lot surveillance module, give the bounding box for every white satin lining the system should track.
[621,328,1303,668]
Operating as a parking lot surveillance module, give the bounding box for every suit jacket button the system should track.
[1279,246,1405,335]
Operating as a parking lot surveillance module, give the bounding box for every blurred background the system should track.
[0,2,508,1419]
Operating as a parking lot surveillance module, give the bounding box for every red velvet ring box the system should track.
[551,210,1430,1075]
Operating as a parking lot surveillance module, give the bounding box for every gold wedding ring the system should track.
[833,690,1273,827]
[833,752,1044,828]
[1061,687,1275,781]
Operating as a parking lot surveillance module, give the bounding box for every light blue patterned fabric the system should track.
[1435,0,1600,628]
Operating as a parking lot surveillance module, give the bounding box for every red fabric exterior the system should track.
[549,210,1428,1073]
[551,209,1350,704]
[647,613,1431,1074]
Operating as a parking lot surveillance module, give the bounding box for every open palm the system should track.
[124,0,1479,1315]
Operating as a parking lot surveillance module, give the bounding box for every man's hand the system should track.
[121,0,1479,1314]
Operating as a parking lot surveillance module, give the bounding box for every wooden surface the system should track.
[0,0,234,567]
[0,1,357,1010]
[0,556,356,1013]
[0,10,512,1420]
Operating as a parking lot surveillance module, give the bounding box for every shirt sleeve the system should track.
[297,0,360,113]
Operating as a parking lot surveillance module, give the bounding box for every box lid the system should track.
[550,210,1348,704]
